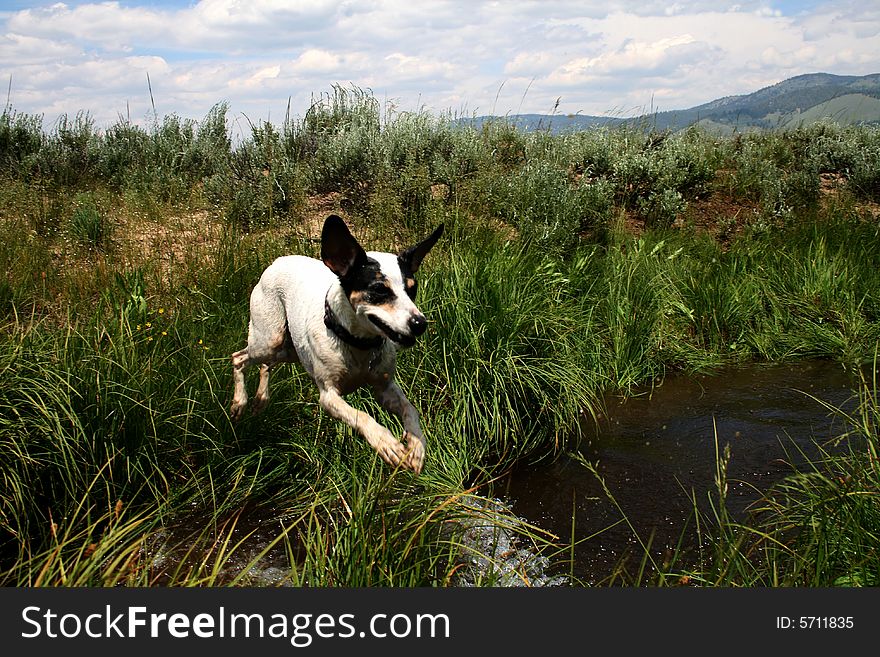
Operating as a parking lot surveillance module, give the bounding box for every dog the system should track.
[230,214,444,473]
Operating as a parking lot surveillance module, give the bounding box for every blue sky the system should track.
[0,1,877,128]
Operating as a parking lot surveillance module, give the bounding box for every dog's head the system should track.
[321,214,444,348]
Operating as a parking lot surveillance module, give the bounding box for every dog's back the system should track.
[248,254,332,359]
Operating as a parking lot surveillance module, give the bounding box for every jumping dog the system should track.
[231,214,444,473]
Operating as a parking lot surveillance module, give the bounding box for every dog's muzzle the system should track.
[368,313,427,347]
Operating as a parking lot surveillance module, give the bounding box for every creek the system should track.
[503,360,869,584]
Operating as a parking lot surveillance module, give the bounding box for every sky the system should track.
[0,0,878,130]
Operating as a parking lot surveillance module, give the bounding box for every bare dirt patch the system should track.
[680,194,760,243]
[299,192,346,240]
[116,209,226,275]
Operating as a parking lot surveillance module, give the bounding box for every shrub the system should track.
[481,120,527,170]
[488,160,613,253]
[30,112,100,188]
[218,120,305,229]
[849,143,880,202]
[638,188,688,228]
[0,109,44,178]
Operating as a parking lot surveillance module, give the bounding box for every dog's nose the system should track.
[408,313,427,337]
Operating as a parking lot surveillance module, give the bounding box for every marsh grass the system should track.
[1,89,879,586]
[723,362,880,587]
[412,230,602,471]
[3,210,878,586]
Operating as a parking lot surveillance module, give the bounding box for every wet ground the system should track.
[502,360,870,584]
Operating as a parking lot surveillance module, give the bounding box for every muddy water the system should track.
[503,360,868,584]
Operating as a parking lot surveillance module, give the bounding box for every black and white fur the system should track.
[230,214,443,473]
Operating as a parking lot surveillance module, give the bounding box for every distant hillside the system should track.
[777,93,880,128]
[650,72,880,131]
[460,112,621,132]
[464,73,880,133]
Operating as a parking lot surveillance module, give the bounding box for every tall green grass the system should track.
[1,88,879,586]
[3,214,878,585]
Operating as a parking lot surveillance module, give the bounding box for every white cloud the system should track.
[505,51,567,77]
[383,53,458,83]
[290,49,346,75]
[7,2,168,52]
[0,32,81,65]
[549,34,707,83]
[192,0,341,29]
[0,1,876,128]
[760,45,818,68]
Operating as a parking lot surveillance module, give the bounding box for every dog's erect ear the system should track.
[321,215,367,279]
[398,224,444,274]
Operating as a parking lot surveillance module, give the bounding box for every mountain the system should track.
[463,73,880,133]
[652,72,880,132]
[459,112,621,132]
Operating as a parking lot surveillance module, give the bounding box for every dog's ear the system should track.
[321,215,367,279]
[398,224,444,274]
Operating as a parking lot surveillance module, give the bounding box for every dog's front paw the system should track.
[375,433,409,469]
[403,431,425,474]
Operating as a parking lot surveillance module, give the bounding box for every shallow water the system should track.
[502,360,870,584]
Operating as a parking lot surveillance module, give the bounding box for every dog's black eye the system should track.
[365,281,394,303]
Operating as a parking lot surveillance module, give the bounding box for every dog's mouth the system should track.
[367,315,416,348]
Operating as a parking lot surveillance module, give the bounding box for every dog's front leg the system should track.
[318,387,411,469]
[374,382,426,474]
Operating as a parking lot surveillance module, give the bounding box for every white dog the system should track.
[231,215,443,473]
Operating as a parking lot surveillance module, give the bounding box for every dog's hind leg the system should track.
[250,320,298,415]
[231,344,291,421]
[252,363,273,414]
[318,387,411,469]
[232,281,296,420]
[230,347,252,421]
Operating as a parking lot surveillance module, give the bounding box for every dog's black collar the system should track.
[324,297,385,351]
